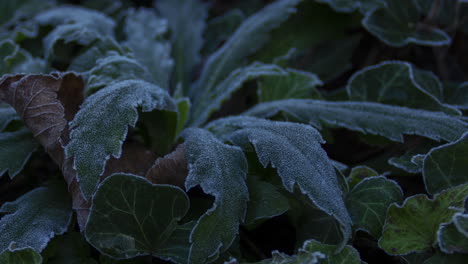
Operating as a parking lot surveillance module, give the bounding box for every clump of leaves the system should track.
[1,0,468,263]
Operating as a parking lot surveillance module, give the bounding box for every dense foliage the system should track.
[1,0,468,263]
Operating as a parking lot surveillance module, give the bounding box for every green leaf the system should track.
[0,128,38,179]
[203,9,245,55]
[86,54,149,94]
[244,99,468,142]
[423,132,468,195]
[0,248,42,264]
[193,0,300,100]
[190,62,287,127]
[0,0,54,26]
[0,181,72,253]
[347,166,379,189]
[123,8,173,89]
[389,152,425,174]
[437,212,468,254]
[175,98,190,137]
[317,0,385,13]
[422,251,468,264]
[258,68,322,102]
[362,0,451,47]
[65,80,177,199]
[0,103,19,131]
[378,184,468,255]
[207,116,352,247]
[245,176,290,224]
[444,82,468,110]
[345,176,404,238]
[35,6,116,58]
[156,0,208,91]
[85,173,189,260]
[0,40,45,74]
[182,128,249,263]
[347,61,457,114]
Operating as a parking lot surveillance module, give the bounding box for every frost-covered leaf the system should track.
[437,212,468,254]
[0,103,19,131]
[347,61,457,114]
[0,40,45,74]
[35,6,116,57]
[182,128,249,263]
[156,0,208,91]
[193,0,300,99]
[86,54,149,94]
[362,0,451,47]
[191,62,287,127]
[203,9,245,55]
[0,128,38,179]
[317,0,385,13]
[423,132,468,195]
[444,82,468,110]
[389,152,424,174]
[379,184,468,255]
[85,173,189,260]
[245,176,290,224]
[68,37,124,73]
[175,98,190,137]
[0,0,54,26]
[258,68,322,102]
[0,248,42,264]
[124,8,173,89]
[347,166,379,189]
[345,176,403,238]
[66,80,176,199]
[245,99,467,142]
[0,181,72,253]
[207,116,352,247]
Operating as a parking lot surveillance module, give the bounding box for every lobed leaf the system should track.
[156,0,208,91]
[379,184,468,255]
[423,132,468,195]
[362,0,451,47]
[0,181,72,254]
[345,176,404,238]
[437,212,468,254]
[66,79,176,199]
[0,40,45,74]
[244,99,468,142]
[0,248,42,264]
[0,128,38,179]
[347,61,457,114]
[190,62,286,127]
[182,128,249,263]
[193,0,300,100]
[85,173,190,260]
[444,82,468,110]
[207,116,352,247]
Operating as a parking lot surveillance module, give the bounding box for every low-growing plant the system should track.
[1,0,468,263]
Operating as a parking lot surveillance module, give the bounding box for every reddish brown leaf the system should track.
[145,144,188,189]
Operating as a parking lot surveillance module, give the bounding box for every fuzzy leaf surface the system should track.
[379,184,468,255]
[124,8,173,89]
[258,68,322,102]
[362,0,451,47]
[191,62,286,126]
[0,40,45,74]
[156,0,208,91]
[0,128,38,179]
[193,0,300,99]
[347,61,456,114]
[0,182,72,253]
[182,128,249,263]
[244,99,467,142]
[66,80,176,199]
[207,116,352,247]
[85,174,189,260]
[0,103,19,131]
[345,176,403,238]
